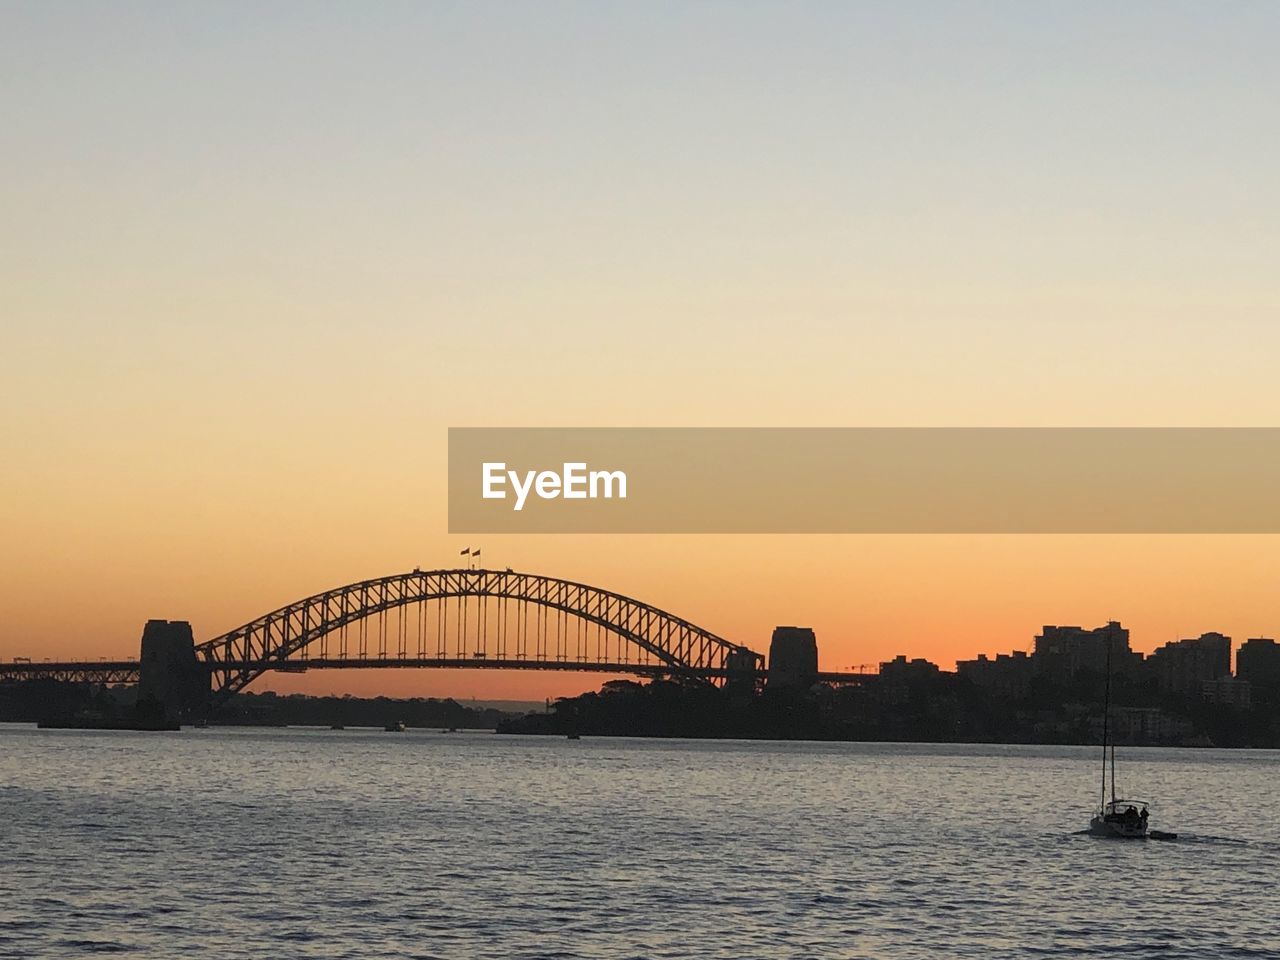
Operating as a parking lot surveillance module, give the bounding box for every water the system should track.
[2,725,1277,959]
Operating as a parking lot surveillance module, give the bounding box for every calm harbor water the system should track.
[2,725,1277,959]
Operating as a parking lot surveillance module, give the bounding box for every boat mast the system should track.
[1101,628,1113,811]
[1110,726,1117,806]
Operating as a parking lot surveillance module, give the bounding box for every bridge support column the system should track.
[767,626,818,690]
[138,620,209,722]
[725,645,764,695]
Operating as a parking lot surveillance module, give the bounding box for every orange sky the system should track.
[3,5,1280,701]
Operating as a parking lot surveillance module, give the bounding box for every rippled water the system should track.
[2,725,1278,959]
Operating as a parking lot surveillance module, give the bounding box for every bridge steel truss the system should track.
[194,568,764,706]
[0,661,141,685]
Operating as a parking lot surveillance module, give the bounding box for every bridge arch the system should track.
[194,569,763,706]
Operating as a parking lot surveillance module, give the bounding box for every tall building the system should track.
[1147,632,1231,694]
[1236,637,1280,702]
[1033,622,1138,680]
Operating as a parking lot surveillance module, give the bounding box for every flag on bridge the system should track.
[460,547,471,556]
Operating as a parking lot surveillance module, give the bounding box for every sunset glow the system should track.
[4,2,1279,701]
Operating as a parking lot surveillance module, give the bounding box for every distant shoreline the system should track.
[8,719,1276,751]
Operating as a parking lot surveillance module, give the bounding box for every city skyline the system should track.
[5,556,1280,703]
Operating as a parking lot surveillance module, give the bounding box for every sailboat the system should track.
[1087,630,1152,839]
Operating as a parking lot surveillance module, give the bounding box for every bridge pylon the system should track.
[138,620,209,721]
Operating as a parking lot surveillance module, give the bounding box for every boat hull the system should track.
[1089,814,1148,839]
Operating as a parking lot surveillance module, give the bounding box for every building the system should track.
[878,654,941,681]
[1107,707,1194,746]
[1201,677,1252,709]
[1033,622,1138,680]
[875,655,942,705]
[1147,632,1231,694]
[1236,638,1280,702]
[956,650,1032,699]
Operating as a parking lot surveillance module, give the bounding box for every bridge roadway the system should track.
[1,660,142,684]
[0,658,872,686]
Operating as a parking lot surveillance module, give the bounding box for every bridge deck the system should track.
[218,656,749,680]
[0,661,142,684]
[3,659,872,685]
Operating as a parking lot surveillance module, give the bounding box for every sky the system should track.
[2,2,1279,699]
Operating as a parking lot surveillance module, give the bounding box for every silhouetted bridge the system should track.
[4,569,870,717]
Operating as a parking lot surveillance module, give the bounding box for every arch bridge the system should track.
[11,569,763,716]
